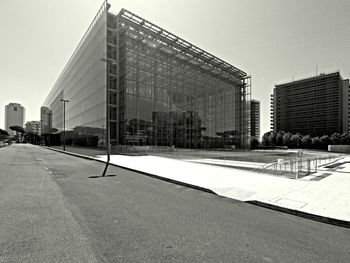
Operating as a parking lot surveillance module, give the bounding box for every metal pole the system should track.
[101,58,113,177]
[40,120,43,145]
[315,157,318,172]
[63,101,65,151]
[48,112,52,147]
[60,99,69,151]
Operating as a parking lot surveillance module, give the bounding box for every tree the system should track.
[0,128,9,136]
[276,131,285,146]
[268,132,276,146]
[261,132,272,147]
[290,134,301,148]
[282,132,292,147]
[301,134,312,148]
[10,125,26,141]
[0,129,9,139]
[320,135,331,149]
[330,132,342,145]
[10,125,25,134]
[340,133,350,145]
[250,138,260,149]
[311,136,320,149]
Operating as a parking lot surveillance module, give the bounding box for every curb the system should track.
[41,146,216,195]
[42,146,350,229]
[246,200,350,229]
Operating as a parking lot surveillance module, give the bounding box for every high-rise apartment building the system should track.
[40,106,52,135]
[271,72,350,136]
[5,103,25,136]
[25,121,41,135]
[42,2,251,149]
[250,100,260,140]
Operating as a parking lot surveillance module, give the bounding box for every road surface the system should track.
[0,144,349,262]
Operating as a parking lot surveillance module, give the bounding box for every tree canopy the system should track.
[261,131,349,149]
[9,125,26,134]
[0,129,9,137]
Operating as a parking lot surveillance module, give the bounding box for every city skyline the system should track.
[0,0,349,136]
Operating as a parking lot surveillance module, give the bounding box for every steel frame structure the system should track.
[104,8,251,148]
[117,9,246,84]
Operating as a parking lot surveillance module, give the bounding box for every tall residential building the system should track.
[250,100,260,140]
[5,103,25,136]
[40,106,52,135]
[271,72,350,136]
[42,2,251,149]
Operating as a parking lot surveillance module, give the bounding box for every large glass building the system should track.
[42,2,251,149]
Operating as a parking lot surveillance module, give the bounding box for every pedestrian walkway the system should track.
[93,153,350,224]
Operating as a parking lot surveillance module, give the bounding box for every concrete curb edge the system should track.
[246,200,350,229]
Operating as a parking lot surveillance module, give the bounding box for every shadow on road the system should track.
[88,174,117,179]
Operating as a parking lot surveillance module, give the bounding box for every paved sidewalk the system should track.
[92,153,350,224]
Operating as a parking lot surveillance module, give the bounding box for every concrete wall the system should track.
[328,145,350,153]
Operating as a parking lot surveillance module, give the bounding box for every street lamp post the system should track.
[48,111,52,146]
[60,99,69,151]
[100,57,116,177]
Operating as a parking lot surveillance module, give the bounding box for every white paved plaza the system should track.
[95,154,350,222]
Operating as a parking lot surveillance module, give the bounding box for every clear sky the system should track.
[0,0,349,136]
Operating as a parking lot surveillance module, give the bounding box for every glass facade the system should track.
[42,2,108,147]
[42,5,250,149]
[112,10,250,148]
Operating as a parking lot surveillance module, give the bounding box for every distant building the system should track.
[250,100,260,140]
[25,121,41,135]
[271,72,350,136]
[40,106,52,135]
[5,103,25,136]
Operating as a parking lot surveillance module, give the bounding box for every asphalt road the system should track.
[0,144,349,262]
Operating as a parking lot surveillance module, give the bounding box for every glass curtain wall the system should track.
[112,10,249,149]
[42,2,108,147]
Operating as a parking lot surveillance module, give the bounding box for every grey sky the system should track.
[1,0,349,136]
